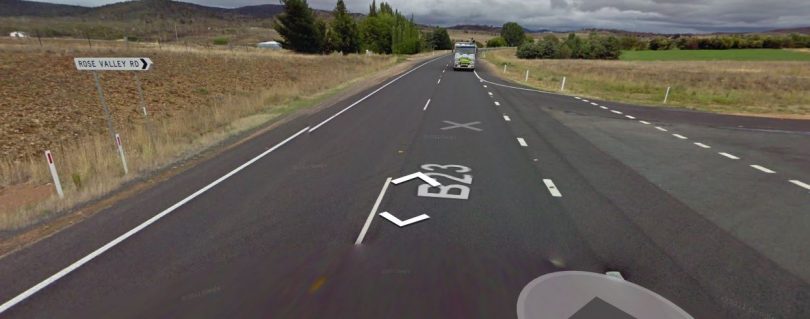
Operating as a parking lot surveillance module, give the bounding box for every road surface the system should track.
[0,55,808,318]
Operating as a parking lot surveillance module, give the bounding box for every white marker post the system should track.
[503,64,507,73]
[560,76,567,91]
[663,86,671,104]
[525,69,529,82]
[115,134,129,175]
[44,150,64,199]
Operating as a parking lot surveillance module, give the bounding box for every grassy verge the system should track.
[0,40,405,230]
[483,48,810,116]
[620,49,810,61]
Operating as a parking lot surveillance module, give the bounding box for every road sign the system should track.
[74,57,152,71]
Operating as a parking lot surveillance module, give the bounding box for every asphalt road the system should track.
[0,55,808,318]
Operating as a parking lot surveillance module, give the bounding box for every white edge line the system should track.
[517,137,528,147]
[354,177,393,245]
[543,179,562,197]
[719,152,740,160]
[0,126,311,315]
[750,165,775,174]
[423,99,431,111]
[789,179,810,190]
[474,70,568,97]
[309,55,445,133]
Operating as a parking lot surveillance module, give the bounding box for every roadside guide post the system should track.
[44,150,64,199]
[75,57,153,175]
[503,64,507,73]
[525,69,529,82]
[664,86,671,104]
[134,74,156,147]
[560,76,566,91]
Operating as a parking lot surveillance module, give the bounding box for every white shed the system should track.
[257,41,282,49]
[9,31,28,38]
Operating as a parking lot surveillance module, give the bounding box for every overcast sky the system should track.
[35,0,810,33]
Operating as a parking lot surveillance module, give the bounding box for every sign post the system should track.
[75,57,152,175]
[44,150,64,198]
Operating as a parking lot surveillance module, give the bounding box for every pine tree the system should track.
[273,0,323,53]
[330,0,360,54]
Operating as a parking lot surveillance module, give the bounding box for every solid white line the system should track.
[355,177,392,245]
[473,70,568,97]
[639,120,650,125]
[517,137,528,147]
[694,142,711,148]
[719,152,740,160]
[503,115,511,121]
[611,110,623,114]
[625,115,636,119]
[672,134,688,139]
[543,179,562,197]
[789,179,810,190]
[494,101,501,106]
[423,99,431,111]
[590,102,598,106]
[599,106,608,110]
[655,126,668,132]
[750,165,775,174]
[308,56,445,133]
[0,126,311,315]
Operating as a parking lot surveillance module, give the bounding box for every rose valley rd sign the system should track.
[74,57,152,71]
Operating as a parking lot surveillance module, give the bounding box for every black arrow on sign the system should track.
[140,58,148,70]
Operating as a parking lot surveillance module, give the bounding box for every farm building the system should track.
[9,31,28,38]
[257,41,282,49]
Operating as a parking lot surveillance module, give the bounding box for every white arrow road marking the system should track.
[789,180,810,190]
[392,172,441,187]
[355,177,392,245]
[543,179,562,197]
[379,212,430,227]
[750,165,775,173]
[694,142,711,148]
[719,152,740,159]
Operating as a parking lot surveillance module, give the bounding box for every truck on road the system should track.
[452,42,477,71]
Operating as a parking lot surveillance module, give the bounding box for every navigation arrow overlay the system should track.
[379,212,430,227]
[391,172,441,187]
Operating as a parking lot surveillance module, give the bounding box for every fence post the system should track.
[44,150,64,198]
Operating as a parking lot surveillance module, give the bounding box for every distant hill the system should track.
[767,26,810,34]
[0,0,90,17]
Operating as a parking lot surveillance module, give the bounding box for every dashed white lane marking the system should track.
[655,126,668,132]
[575,97,581,100]
[437,79,441,84]
[355,177,392,245]
[789,179,810,190]
[442,69,445,73]
[423,99,431,111]
[309,56,444,133]
[494,101,501,106]
[503,115,511,121]
[719,152,740,160]
[599,106,608,110]
[694,142,711,148]
[517,137,528,147]
[625,115,636,119]
[750,165,776,174]
[0,126,312,314]
[543,179,562,197]
[611,110,623,115]
[590,102,598,106]
[582,99,590,102]
[483,84,487,88]
[672,134,688,140]
[488,92,493,96]
[639,120,651,125]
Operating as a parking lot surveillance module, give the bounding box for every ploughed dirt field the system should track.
[0,40,392,161]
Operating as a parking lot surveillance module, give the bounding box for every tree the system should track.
[501,22,526,47]
[329,0,360,54]
[430,28,452,50]
[368,0,377,16]
[486,36,507,47]
[274,0,323,53]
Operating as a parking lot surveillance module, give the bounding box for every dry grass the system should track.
[0,39,399,230]
[484,48,810,115]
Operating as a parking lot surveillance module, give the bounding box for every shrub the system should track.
[213,36,229,45]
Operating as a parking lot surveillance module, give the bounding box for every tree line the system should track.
[274,0,453,55]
